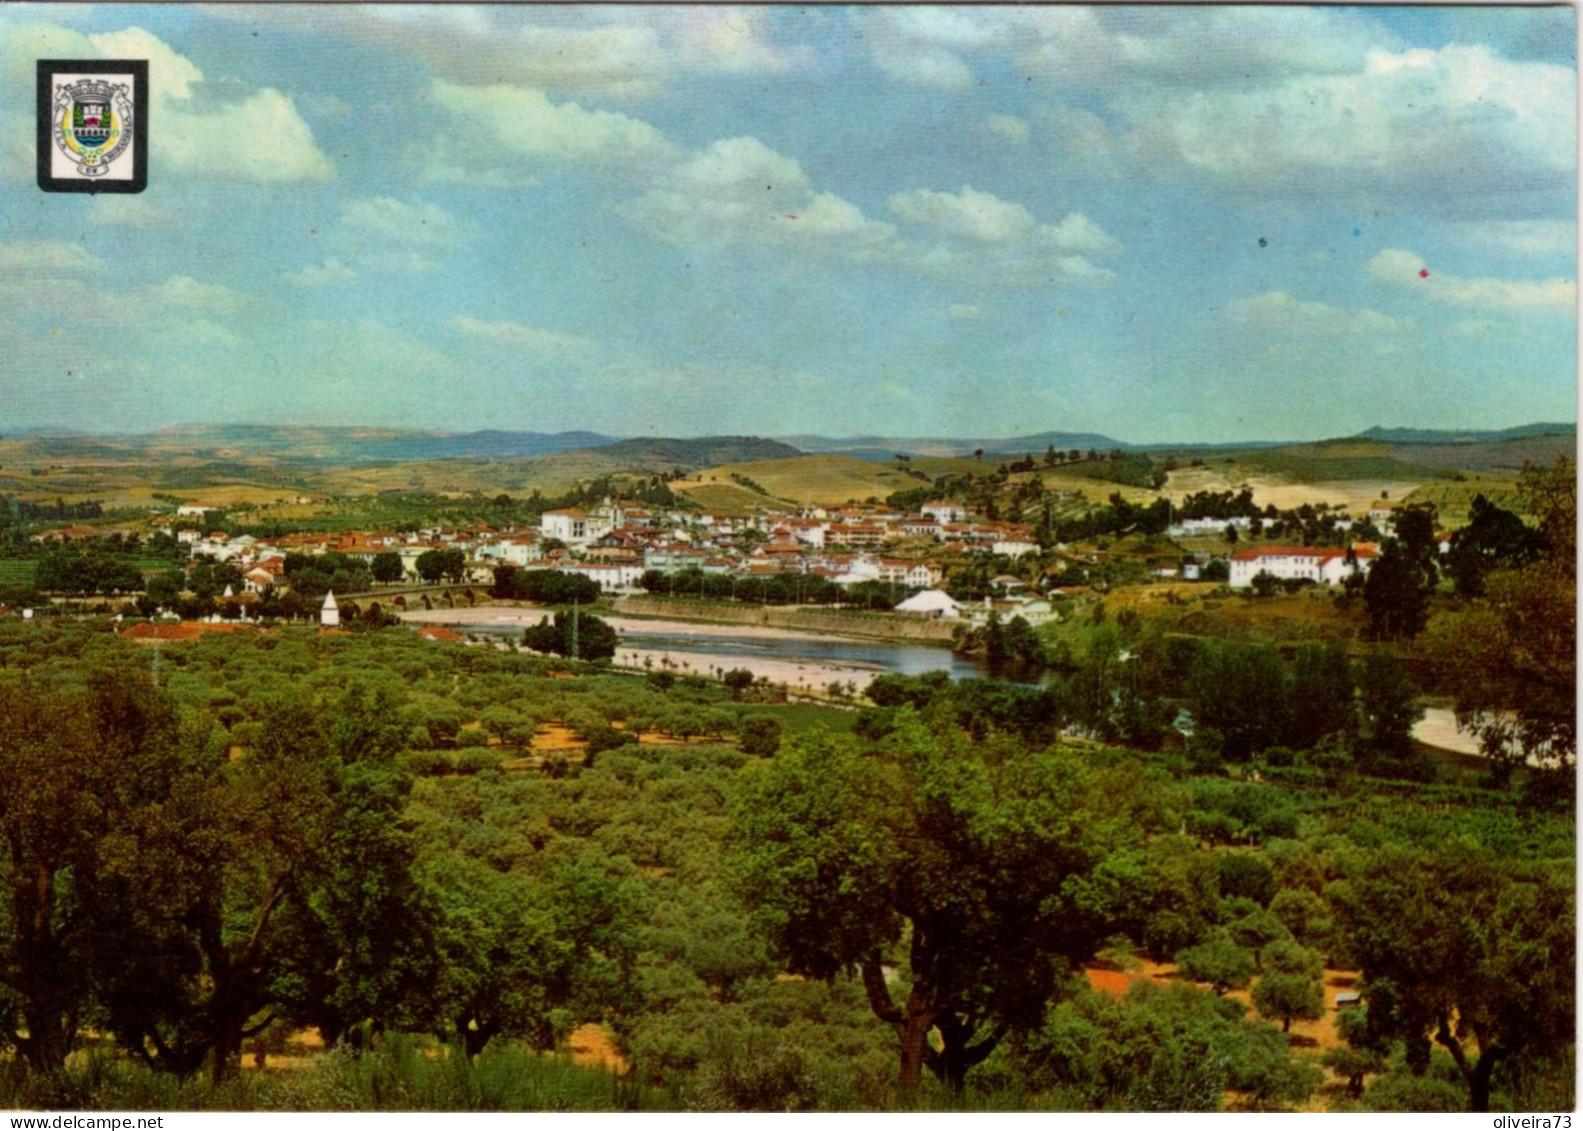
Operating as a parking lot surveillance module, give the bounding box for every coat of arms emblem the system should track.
[54,78,132,176]
[37,60,148,193]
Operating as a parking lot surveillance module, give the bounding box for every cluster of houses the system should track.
[156,496,1042,600]
[144,491,1387,618]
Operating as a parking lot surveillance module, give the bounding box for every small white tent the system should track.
[894,589,961,619]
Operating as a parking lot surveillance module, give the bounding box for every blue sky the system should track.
[1,5,1575,441]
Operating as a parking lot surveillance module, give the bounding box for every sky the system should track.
[0,4,1576,442]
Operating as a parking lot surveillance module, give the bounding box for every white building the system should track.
[1228,545,1378,589]
[1168,516,1252,537]
[243,568,275,594]
[558,561,645,593]
[476,537,542,567]
[540,509,612,547]
[921,501,967,524]
[894,589,962,619]
[321,590,339,627]
[992,536,1040,559]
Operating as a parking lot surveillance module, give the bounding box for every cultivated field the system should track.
[678,454,990,508]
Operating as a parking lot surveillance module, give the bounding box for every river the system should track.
[614,625,993,681]
[401,607,997,688]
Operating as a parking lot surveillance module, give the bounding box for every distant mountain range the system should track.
[3,425,621,465]
[3,422,1572,469]
[783,422,1575,461]
[1351,423,1576,445]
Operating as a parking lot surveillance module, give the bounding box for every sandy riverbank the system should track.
[614,646,882,693]
[400,606,888,691]
[1412,707,1482,756]
[399,605,876,646]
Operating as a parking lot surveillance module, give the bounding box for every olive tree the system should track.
[731,716,1162,1090]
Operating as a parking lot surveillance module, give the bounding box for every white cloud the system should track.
[1456,219,1576,258]
[427,80,678,174]
[282,258,360,289]
[669,9,815,78]
[1449,318,1516,339]
[140,275,246,314]
[890,186,1038,244]
[947,303,990,322]
[622,148,1117,286]
[888,186,1118,255]
[2,22,332,183]
[1112,44,1575,212]
[1368,249,1576,312]
[159,86,333,183]
[853,7,1387,92]
[851,12,1573,216]
[87,195,180,229]
[1227,291,1409,336]
[88,27,203,101]
[983,114,1030,145]
[451,315,596,356]
[340,197,471,249]
[619,136,897,256]
[851,7,992,89]
[212,6,810,100]
[0,241,103,276]
[678,135,806,191]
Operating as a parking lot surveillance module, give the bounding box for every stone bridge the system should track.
[334,583,488,617]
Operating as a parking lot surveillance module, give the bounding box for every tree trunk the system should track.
[18,997,71,1075]
[1468,1063,1494,1114]
[897,1013,932,1090]
[857,957,936,1091]
[210,1024,243,1085]
[1435,1015,1506,1114]
[931,1014,1008,1092]
[11,862,77,1075]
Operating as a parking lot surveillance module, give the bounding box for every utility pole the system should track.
[571,597,579,661]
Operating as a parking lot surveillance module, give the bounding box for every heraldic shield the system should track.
[55,78,129,173]
[37,61,146,191]
[71,97,113,150]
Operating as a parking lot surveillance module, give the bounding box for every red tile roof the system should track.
[121,621,256,642]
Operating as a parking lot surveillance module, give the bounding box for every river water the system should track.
[453,618,994,682]
[616,626,993,681]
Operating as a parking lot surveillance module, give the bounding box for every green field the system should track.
[1234,448,1447,483]
[0,560,37,587]
[683,454,994,508]
[1403,473,1526,525]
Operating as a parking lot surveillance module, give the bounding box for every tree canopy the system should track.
[731,716,1165,1089]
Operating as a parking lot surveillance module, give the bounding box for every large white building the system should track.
[1228,545,1378,588]
[540,509,612,547]
[921,500,967,524]
[557,560,645,592]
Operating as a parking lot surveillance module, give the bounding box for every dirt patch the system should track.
[566,1023,628,1076]
[1087,959,1359,1057]
[530,723,588,753]
[1084,968,1135,996]
[1162,465,1424,515]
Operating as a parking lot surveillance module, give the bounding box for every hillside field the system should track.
[675,454,990,509]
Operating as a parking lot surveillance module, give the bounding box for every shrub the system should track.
[1217,852,1275,907]
[401,748,451,776]
[738,716,783,757]
[452,748,501,775]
